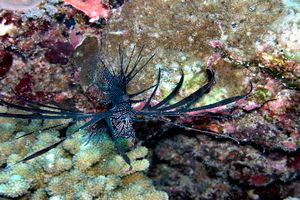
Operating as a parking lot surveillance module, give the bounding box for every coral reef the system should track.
[99,1,299,199]
[0,0,299,199]
[0,107,167,199]
[151,133,299,199]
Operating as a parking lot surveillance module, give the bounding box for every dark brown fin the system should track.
[18,138,66,163]
[138,81,252,117]
[0,99,71,115]
[156,69,215,111]
[176,81,253,113]
[106,117,132,170]
[125,45,136,74]
[142,68,161,109]
[130,99,145,104]
[115,139,132,171]
[16,122,70,139]
[127,53,155,84]
[154,117,240,144]
[0,112,92,120]
[13,90,79,113]
[119,44,125,79]
[71,114,105,135]
[126,45,145,81]
[150,69,184,110]
[129,84,157,98]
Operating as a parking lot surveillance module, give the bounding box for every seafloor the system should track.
[0,0,299,199]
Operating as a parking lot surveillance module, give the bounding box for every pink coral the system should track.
[64,0,110,21]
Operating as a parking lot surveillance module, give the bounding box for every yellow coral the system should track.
[0,142,13,165]
[74,143,107,171]
[0,121,16,142]
[85,175,121,197]
[109,179,168,200]
[30,189,47,200]
[122,172,146,185]
[0,118,167,199]
[0,174,30,198]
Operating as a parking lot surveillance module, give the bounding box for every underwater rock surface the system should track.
[0,0,299,199]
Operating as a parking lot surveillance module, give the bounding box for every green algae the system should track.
[253,87,274,104]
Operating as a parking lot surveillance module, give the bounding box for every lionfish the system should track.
[0,36,252,168]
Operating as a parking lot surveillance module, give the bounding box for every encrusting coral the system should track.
[0,106,168,199]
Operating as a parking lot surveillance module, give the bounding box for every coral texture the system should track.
[0,0,299,199]
[0,107,167,199]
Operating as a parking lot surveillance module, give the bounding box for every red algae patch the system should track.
[44,41,74,65]
[249,175,270,187]
[0,0,43,11]
[0,50,13,78]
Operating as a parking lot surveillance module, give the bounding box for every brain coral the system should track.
[0,106,168,199]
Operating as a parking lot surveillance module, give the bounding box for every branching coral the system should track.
[0,107,168,199]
